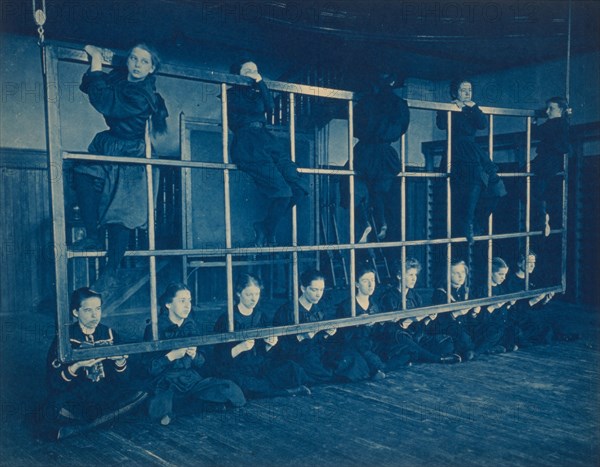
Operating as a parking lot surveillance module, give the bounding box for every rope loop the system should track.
[32,0,47,46]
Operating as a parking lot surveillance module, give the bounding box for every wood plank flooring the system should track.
[1,303,598,467]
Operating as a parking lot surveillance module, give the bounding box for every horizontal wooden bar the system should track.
[67,286,562,361]
[406,99,535,117]
[297,168,449,178]
[63,152,238,170]
[67,228,561,259]
[64,153,546,182]
[0,148,48,169]
[51,44,354,100]
[188,258,312,268]
[51,44,538,116]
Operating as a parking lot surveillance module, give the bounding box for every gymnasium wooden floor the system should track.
[1,301,598,467]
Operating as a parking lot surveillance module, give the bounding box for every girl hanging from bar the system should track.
[227,59,309,247]
[143,283,246,426]
[531,96,571,237]
[327,264,387,381]
[436,79,506,245]
[377,258,461,368]
[429,259,476,361]
[72,44,168,291]
[272,269,336,385]
[353,71,410,241]
[212,273,312,399]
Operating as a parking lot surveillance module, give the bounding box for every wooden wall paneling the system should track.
[0,148,53,314]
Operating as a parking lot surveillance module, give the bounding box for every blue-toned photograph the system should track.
[1,1,598,465]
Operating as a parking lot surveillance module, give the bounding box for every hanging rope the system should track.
[32,0,47,45]
[566,0,572,103]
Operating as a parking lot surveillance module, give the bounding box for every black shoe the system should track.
[556,332,579,342]
[266,234,277,247]
[517,338,533,348]
[286,385,312,396]
[474,224,486,237]
[56,390,146,439]
[440,353,462,364]
[253,221,267,247]
[463,350,476,361]
[70,237,103,251]
[92,270,119,293]
[371,370,386,381]
[487,345,506,354]
[57,422,86,440]
[377,224,388,241]
[465,224,475,245]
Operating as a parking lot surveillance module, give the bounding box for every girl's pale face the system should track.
[457,82,472,102]
[127,47,155,82]
[239,61,258,77]
[521,255,536,274]
[402,268,419,289]
[491,267,509,286]
[238,285,261,309]
[301,279,325,305]
[167,290,192,322]
[451,265,467,288]
[546,102,563,119]
[73,297,102,331]
[356,272,376,296]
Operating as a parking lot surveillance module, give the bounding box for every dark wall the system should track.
[0,149,54,313]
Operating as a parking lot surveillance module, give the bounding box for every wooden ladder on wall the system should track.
[320,204,349,288]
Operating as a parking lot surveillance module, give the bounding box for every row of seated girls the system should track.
[68,43,571,291]
[40,250,574,440]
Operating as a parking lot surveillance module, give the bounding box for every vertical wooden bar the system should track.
[400,133,407,310]
[221,84,234,332]
[446,110,452,304]
[290,93,300,324]
[525,117,532,290]
[487,115,494,297]
[424,141,433,289]
[43,45,71,361]
[348,100,356,317]
[573,138,582,302]
[179,112,193,285]
[561,153,569,291]
[145,122,159,340]
[314,125,321,271]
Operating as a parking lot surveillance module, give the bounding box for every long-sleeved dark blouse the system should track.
[80,68,166,140]
[226,79,274,131]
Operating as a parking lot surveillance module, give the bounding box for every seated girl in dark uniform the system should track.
[143,283,246,426]
[430,259,476,361]
[470,257,517,354]
[505,251,559,347]
[273,269,336,385]
[328,265,386,381]
[40,287,146,439]
[213,273,311,399]
[378,258,461,368]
